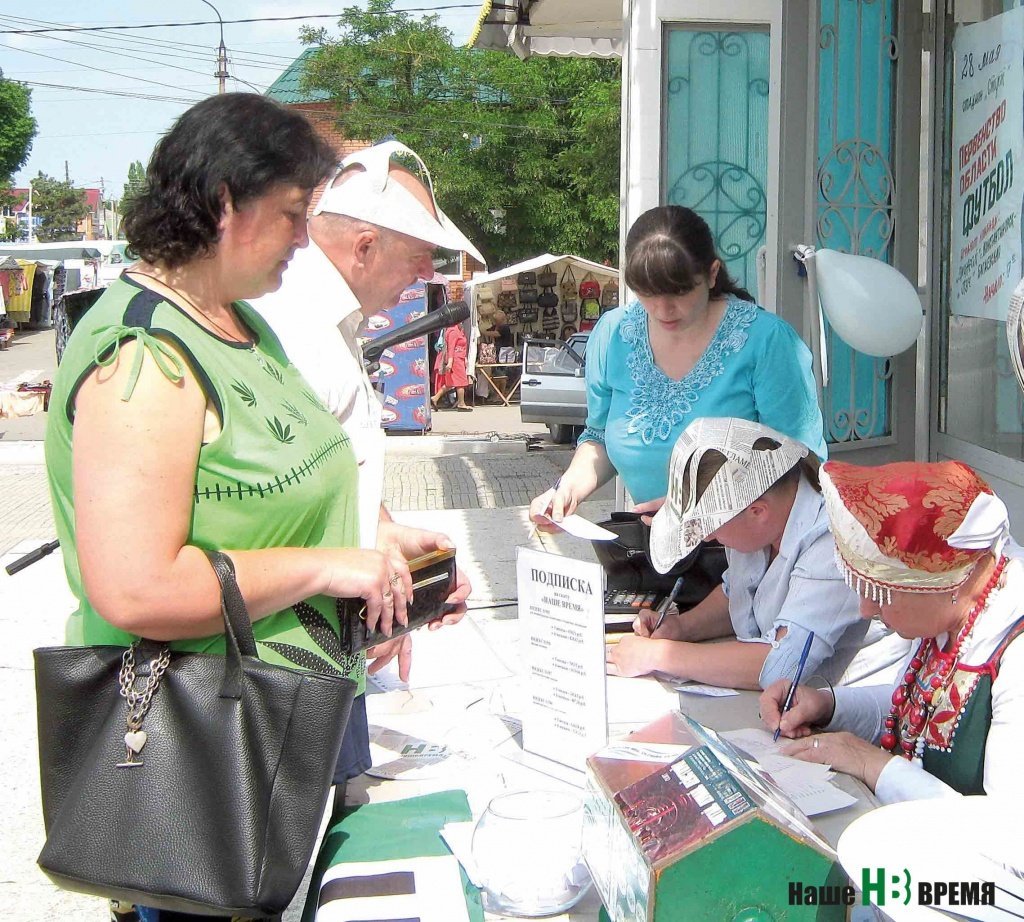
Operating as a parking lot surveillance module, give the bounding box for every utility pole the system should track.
[26,179,34,243]
[199,1,229,93]
[65,160,70,183]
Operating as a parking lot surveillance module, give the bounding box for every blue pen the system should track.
[774,631,815,742]
[652,576,686,634]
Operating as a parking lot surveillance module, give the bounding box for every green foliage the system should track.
[0,72,36,182]
[121,160,147,214]
[0,180,17,241]
[299,0,621,268]
[30,172,89,242]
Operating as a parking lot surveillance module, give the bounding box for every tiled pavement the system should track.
[383,450,570,511]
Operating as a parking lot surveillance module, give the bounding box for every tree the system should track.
[30,172,89,242]
[0,71,36,182]
[300,0,620,267]
[121,160,147,214]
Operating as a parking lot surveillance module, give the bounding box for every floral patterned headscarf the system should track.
[820,460,1016,603]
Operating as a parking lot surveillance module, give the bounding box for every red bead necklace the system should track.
[880,555,1007,760]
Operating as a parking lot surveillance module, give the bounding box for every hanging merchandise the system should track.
[500,275,518,293]
[537,265,558,289]
[561,298,579,322]
[478,301,496,319]
[600,277,619,310]
[561,323,578,340]
[560,264,579,301]
[477,284,495,303]
[478,340,497,365]
[518,285,539,304]
[578,273,601,301]
[538,264,559,310]
[497,290,517,311]
[516,270,537,288]
[541,305,560,335]
[580,288,602,332]
[519,304,539,325]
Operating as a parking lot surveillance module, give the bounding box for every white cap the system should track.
[313,140,485,265]
[649,418,809,573]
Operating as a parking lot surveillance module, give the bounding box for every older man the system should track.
[253,141,483,788]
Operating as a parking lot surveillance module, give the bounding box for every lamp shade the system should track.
[813,249,923,357]
[838,797,1022,920]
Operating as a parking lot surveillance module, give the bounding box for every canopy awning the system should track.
[469,0,622,58]
[467,253,617,288]
[0,245,103,261]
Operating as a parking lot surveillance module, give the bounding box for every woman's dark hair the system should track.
[122,93,336,268]
[623,205,754,302]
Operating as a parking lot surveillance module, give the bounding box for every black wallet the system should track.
[339,549,457,655]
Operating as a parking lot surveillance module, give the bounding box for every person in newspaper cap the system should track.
[606,417,907,689]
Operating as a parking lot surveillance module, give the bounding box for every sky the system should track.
[1,1,482,198]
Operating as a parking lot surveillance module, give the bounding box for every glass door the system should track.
[932,0,1024,522]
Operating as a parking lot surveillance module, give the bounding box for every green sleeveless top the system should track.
[45,276,365,687]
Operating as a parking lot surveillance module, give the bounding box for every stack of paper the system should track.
[722,728,857,817]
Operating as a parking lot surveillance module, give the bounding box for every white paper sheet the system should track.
[366,615,514,691]
[551,514,617,541]
[605,675,679,726]
[517,547,608,771]
[316,855,470,922]
[676,683,741,697]
[721,728,854,817]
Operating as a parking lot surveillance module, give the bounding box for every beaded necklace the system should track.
[881,555,1007,760]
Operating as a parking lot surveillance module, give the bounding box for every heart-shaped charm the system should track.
[124,730,148,754]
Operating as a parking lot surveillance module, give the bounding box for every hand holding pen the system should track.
[773,631,815,742]
[652,576,687,634]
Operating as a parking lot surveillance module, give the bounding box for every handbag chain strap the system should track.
[116,644,171,767]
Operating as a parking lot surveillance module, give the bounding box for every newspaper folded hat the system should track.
[313,140,485,264]
[649,418,809,573]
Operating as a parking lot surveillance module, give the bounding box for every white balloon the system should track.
[813,249,923,357]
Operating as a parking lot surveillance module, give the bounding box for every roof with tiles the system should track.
[265,47,331,104]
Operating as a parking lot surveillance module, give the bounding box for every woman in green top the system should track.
[45,94,467,922]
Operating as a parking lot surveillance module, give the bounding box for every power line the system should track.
[0,17,228,83]
[18,79,195,105]
[0,40,207,97]
[0,8,482,35]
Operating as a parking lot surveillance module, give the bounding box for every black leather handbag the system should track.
[591,512,727,611]
[34,551,357,917]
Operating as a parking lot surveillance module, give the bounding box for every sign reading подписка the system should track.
[516,547,607,771]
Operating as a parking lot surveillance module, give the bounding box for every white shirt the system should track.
[252,239,381,442]
[252,239,385,549]
[830,558,1024,804]
[722,476,910,688]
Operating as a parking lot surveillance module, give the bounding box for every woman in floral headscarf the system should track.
[761,459,1024,802]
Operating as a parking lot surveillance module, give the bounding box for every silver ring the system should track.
[382,590,393,601]
[813,737,819,749]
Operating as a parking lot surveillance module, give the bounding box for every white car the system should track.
[519,333,589,443]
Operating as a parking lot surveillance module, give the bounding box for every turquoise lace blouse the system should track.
[579,297,826,502]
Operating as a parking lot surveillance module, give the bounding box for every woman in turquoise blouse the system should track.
[531,205,825,520]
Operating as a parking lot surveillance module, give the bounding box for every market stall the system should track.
[464,254,619,404]
[467,253,619,351]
